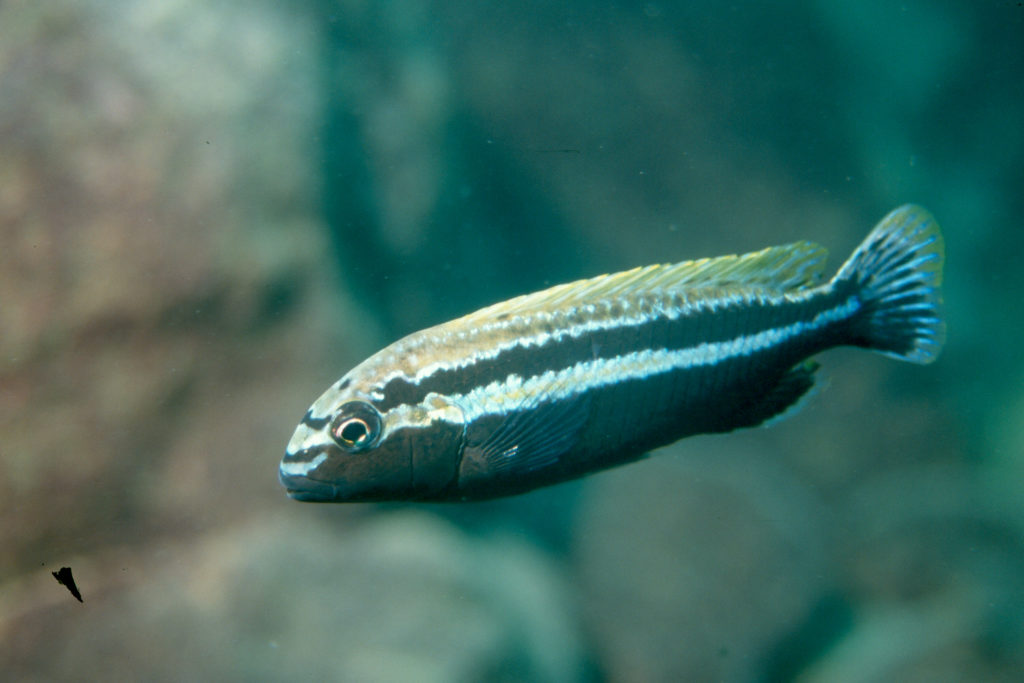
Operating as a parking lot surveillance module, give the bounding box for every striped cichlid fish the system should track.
[280,205,944,502]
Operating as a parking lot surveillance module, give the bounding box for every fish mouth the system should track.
[278,470,342,502]
[278,469,393,503]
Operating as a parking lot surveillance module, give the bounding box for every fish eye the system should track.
[329,401,382,452]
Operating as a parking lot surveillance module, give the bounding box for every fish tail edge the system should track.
[832,204,945,364]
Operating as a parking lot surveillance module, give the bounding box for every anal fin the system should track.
[729,360,820,430]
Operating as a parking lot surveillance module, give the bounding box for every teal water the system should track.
[2,2,1023,681]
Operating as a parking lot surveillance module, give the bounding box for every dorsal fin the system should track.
[466,241,829,323]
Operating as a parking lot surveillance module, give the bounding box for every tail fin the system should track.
[832,205,945,364]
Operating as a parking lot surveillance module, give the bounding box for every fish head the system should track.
[279,375,466,502]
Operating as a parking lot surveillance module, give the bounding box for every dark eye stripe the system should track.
[301,410,331,429]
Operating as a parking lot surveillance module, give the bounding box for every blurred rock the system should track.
[812,464,1024,681]
[0,0,368,578]
[2,512,588,683]
[317,0,596,337]
[798,598,1017,683]
[572,444,831,682]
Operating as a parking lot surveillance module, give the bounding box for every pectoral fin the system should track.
[459,393,591,485]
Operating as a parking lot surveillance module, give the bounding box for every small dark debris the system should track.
[52,566,83,603]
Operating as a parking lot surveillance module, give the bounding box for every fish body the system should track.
[280,205,944,502]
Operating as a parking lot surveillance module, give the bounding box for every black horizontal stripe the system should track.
[564,329,824,459]
[301,410,331,430]
[374,288,848,414]
[455,342,813,496]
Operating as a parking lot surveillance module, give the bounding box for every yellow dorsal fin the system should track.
[465,241,829,322]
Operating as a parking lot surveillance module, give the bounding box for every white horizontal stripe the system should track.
[371,288,788,391]
[280,452,327,477]
[444,295,858,423]
[285,422,332,455]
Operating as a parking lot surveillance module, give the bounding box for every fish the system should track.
[52,566,83,602]
[280,205,944,502]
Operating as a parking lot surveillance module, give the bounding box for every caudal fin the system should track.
[832,205,945,364]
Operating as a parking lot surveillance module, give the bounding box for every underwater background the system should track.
[2,1,1023,681]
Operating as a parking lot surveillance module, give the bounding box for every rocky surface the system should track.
[0,0,336,577]
[574,447,832,682]
[4,512,586,682]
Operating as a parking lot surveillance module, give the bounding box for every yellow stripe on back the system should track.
[463,240,829,324]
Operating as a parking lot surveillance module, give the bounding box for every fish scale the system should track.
[280,205,944,502]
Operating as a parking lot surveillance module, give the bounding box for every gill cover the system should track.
[282,392,466,502]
